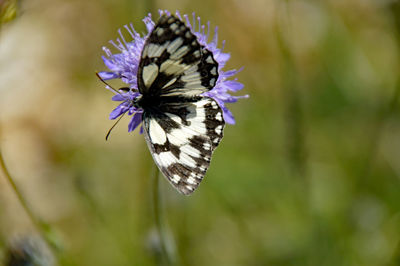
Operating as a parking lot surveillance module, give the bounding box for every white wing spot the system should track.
[215,125,223,135]
[149,119,167,144]
[181,144,201,158]
[180,152,197,168]
[162,77,177,89]
[145,42,169,58]
[203,142,211,150]
[186,102,207,134]
[167,128,193,147]
[142,64,159,88]
[185,31,192,38]
[167,38,183,54]
[160,59,187,75]
[209,78,216,86]
[211,101,218,109]
[210,67,217,75]
[215,112,223,121]
[206,56,214,63]
[181,70,201,83]
[187,176,196,185]
[186,185,194,191]
[156,28,165,36]
[153,151,176,168]
[170,46,189,60]
[193,50,200,58]
[170,23,178,31]
[172,175,181,184]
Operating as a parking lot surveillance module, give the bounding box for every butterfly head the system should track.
[132,94,142,109]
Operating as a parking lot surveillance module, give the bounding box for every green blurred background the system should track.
[1,0,400,265]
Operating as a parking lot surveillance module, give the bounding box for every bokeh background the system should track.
[1,0,400,265]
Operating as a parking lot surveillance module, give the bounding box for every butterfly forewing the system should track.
[142,98,224,194]
[137,15,224,195]
[138,15,219,97]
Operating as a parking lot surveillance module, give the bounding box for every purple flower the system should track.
[99,10,247,132]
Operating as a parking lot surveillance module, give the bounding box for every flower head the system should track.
[99,10,247,132]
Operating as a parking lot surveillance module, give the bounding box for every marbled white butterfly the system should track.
[136,15,224,195]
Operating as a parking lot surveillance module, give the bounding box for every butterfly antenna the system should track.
[105,113,126,141]
[96,72,120,94]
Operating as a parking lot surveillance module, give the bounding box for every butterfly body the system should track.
[133,15,225,195]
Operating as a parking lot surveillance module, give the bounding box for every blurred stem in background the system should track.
[0,144,60,261]
[388,3,400,261]
[74,174,137,266]
[275,1,307,180]
[152,167,177,266]
[358,1,400,186]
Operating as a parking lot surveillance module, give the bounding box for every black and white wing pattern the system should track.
[137,15,224,195]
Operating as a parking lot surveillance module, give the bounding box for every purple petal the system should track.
[224,95,239,103]
[110,103,128,119]
[143,14,155,33]
[222,80,244,92]
[102,56,119,71]
[112,94,126,101]
[221,68,243,79]
[98,71,119,80]
[222,105,235,124]
[215,52,230,65]
[128,112,143,132]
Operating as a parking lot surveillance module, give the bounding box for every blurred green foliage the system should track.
[0,0,18,25]
[1,0,400,265]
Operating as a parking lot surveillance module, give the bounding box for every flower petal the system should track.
[128,112,143,132]
[110,103,129,120]
[111,94,127,101]
[222,105,236,124]
[215,52,230,66]
[98,71,119,80]
[102,56,117,70]
[222,80,244,92]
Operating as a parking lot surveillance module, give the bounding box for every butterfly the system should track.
[113,15,225,195]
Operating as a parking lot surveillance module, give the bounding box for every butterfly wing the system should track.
[138,15,224,195]
[142,97,224,195]
[137,15,219,98]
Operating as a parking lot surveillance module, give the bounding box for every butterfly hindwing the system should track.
[142,97,224,194]
[138,15,219,98]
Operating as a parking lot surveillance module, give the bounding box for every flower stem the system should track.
[152,166,172,265]
[275,2,307,180]
[0,148,56,253]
